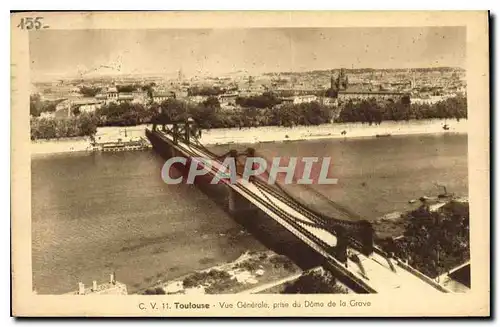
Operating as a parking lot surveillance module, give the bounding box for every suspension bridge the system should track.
[145,119,455,294]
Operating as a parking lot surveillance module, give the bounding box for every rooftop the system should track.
[339,90,406,95]
[118,94,134,100]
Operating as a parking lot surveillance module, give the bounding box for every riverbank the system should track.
[30,125,150,155]
[373,195,469,239]
[139,250,301,295]
[30,119,467,155]
[198,119,468,145]
[374,197,470,281]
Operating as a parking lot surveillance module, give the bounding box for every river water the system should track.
[32,133,468,294]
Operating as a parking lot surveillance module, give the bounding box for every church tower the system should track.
[330,70,336,90]
[338,68,348,90]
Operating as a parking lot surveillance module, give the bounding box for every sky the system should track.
[29,27,466,81]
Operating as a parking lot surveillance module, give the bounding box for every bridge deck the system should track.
[355,252,445,293]
[154,130,447,294]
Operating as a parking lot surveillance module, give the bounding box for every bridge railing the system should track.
[393,258,452,293]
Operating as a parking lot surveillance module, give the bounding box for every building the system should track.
[274,88,318,97]
[411,95,454,105]
[338,90,408,102]
[55,99,71,113]
[329,70,409,103]
[187,95,209,103]
[280,95,318,105]
[293,95,318,104]
[318,97,337,106]
[94,87,145,105]
[131,90,149,104]
[65,273,128,295]
[116,93,134,103]
[55,98,103,117]
[106,87,118,100]
[153,91,176,103]
[218,92,239,106]
[74,99,103,113]
[95,94,108,102]
[333,68,349,91]
[39,111,56,119]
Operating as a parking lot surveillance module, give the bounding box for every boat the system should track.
[419,196,431,202]
[375,134,392,138]
[97,138,152,152]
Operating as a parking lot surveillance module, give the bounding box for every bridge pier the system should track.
[228,189,257,216]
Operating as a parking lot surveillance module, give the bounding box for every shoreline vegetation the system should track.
[31,118,467,155]
[139,250,349,295]
[139,250,302,295]
[375,197,470,280]
[31,93,467,154]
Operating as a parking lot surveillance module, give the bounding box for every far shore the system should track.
[31,118,467,156]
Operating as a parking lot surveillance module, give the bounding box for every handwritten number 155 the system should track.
[17,17,48,30]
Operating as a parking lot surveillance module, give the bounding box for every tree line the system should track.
[335,94,466,124]
[379,201,469,278]
[153,96,333,129]
[31,113,98,140]
[30,92,467,140]
[78,84,145,97]
[30,94,64,117]
[235,92,282,109]
[187,86,226,97]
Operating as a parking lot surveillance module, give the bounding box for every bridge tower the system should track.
[184,117,195,144]
[224,147,259,216]
[331,225,348,264]
[358,220,374,256]
[322,219,348,263]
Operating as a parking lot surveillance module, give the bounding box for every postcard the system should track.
[11,11,490,317]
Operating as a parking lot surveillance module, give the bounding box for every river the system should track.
[32,133,468,294]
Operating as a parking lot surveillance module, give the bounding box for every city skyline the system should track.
[30,27,466,82]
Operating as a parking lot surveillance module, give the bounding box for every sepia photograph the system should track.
[11,11,489,317]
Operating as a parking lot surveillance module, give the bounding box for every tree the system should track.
[336,95,466,124]
[394,201,470,278]
[72,106,81,116]
[299,102,332,125]
[96,102,146,126]
[188,86,225,96]
[30,94,61,117]
[202,96,221,110]
[270,104,297,127]
[189,97,220,129]
[116,84,139,93]
[141,83,155,103]
[282,270,347,294]
[79,86,102,97]
[30,94,42,117]
[77,113,98,137]
[143,287,166,295]
[159,98,189,123]
[236,92,282,109]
